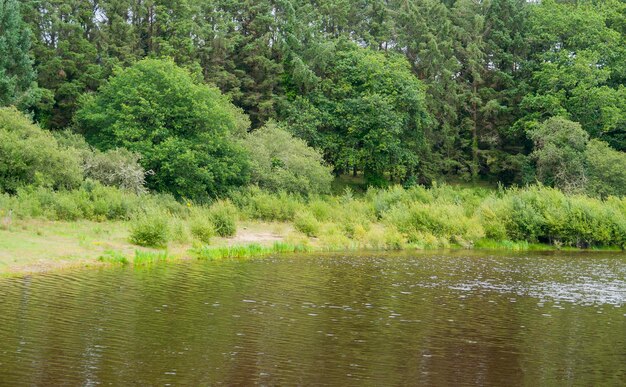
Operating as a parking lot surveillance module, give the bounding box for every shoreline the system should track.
[1,219,623,278]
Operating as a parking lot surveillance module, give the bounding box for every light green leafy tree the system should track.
[529,117,589,194]
[242,122,333,195]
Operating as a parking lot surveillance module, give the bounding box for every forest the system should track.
[0,0,623,191]
[1,0,626,271]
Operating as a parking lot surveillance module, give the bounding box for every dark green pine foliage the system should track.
[21,0,102,129]
[0,0,37,109]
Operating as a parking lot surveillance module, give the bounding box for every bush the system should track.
[208,200,237,237]
[189,215,215,244]
[233,187,303,221]
[293,211,321,237]
[475,186,626,248]
[129,213,169,248]
[83,148,148,194]
[242,122,333,195]
[76,58,250,200]
[0,107,82,193]
[529,117,588,193]
[385,202,484,244]
[169,217,191,244]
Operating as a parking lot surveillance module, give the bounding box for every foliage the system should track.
[585,140,626,198]
[11,0,626,188]
[0,107,82,193]
[83,148,147,194]
[231,187,304,222]
[76,58,250,200]
[0,0,38,109]
[207,200,238,237]
[129,212,169,248]
[188,214,215,244]
[293,212,321,237]
[529,117,589,193]
[242,122,333,195]
[283,40,429,184]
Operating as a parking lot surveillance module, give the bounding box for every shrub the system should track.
[83,148,148,194]
[242,122,333,195]
[129,213,169,248]
[208,200,237,237]
[385,202,484,244]
[0,107,82,193]
[233,187,303,221]
[383,226,406,250]
[293,211,321,237]
[169,217,191,244]
[189,215,215,244]
[529,117,588,193]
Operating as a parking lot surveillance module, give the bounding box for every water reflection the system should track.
[0,251,625,385]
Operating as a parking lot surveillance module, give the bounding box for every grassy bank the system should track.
[1,184,625,276]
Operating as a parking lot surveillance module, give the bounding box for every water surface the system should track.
[1,251,625,385]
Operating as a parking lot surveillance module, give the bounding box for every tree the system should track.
[76,58,250,200]
[241,122,333,195]
[529,117,588,194]
[283,41,429,185]
[585,139,626,198]
[0,0,37,108]
[521,0,626,150]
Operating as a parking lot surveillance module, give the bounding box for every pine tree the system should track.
[0,0,37,108]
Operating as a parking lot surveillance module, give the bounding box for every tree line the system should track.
[1,0,626,198]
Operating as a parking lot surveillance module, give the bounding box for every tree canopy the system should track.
[76,58,250,200]
[0,0,623,196]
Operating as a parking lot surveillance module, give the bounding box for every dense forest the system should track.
[1,0,626,199]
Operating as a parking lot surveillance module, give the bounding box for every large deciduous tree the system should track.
[283,41,429,185]
[76,58,250,200]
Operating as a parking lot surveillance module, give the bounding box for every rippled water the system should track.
[1,251,625,385]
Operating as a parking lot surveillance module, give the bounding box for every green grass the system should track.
[133,250,170,266]
[97,250,130,265]
[193,242,311,261]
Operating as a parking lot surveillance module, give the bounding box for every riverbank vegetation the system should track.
[1,0,626,274]
[1,181,625,275]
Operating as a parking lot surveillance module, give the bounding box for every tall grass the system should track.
[194,242,311,260]
[2,181,625,251]
[133,250,170,266]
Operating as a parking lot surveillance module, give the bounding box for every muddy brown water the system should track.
[1,250,625,385]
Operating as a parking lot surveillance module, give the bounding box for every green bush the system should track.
[385,202,484,244]
[475,186,626,248]
[293,211,321,237]
[169,217,191,244]
[233,187,303,221]
[208,200,237,237]
[0,107,82,193]
[129,213,169,248]
[76,58,250,200]
[189,215,215,244]
[242,122,333,195]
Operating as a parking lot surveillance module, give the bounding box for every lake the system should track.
[1,251,625,385]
